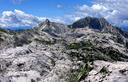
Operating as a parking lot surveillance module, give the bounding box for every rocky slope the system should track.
[0,17,128,82]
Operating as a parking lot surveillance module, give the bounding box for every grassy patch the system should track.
[70,63,93,82]
[0,28,8,33]
[14,37,32,47]
[67,41,93,50]
[98,47,128,61]
[34,38,55,45]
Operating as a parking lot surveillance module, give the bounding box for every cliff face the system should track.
[0,17,128,82]
[71,17,110,30]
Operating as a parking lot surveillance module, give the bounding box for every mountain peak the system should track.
[44,19,50,25]
[1,16,128,82]
[71,17,110,31]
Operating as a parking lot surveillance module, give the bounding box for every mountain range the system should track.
[0,17,128,82]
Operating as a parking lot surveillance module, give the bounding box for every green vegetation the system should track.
[70,63,93,82]
[99,66,109,75]
[68,41,128,63]
[68,47,111,63]
[68,43,81,49]
[14,37,32,47]
[0,28,8,33]
[67,41,93,50]
[34,38,55,45]
[98,47,128,61]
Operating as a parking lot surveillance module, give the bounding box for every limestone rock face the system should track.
[0,17,128,82]
[71,17,110,30]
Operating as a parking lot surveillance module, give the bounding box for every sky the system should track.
[0,0,128,30]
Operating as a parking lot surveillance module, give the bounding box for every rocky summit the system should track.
[0,17,128,82]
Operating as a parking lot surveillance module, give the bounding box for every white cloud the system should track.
[0,9,65,28]
[0,9,46,28]
[74,0,128,27]
[1,0,128,29]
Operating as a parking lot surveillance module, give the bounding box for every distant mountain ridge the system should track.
[1,17,128,82]
[1,16,128,48]
[70,17,128,38]
[0,16,127,34]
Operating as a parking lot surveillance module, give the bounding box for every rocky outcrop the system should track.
[71,17,128,38]
[71,17,110,30]
[0,17,128,82]
[85,61,128,82]
[37,19,71,37]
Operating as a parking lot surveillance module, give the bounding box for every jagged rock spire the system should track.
[38,19,51,28]
[44,19,50,26]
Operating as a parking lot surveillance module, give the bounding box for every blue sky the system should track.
[0,0,128,30]
[0,0,92,17]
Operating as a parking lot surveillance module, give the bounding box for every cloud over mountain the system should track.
[0,9,66,28]
[0,9,46,28]
[0,0,128,29]
[75,0,128,27]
